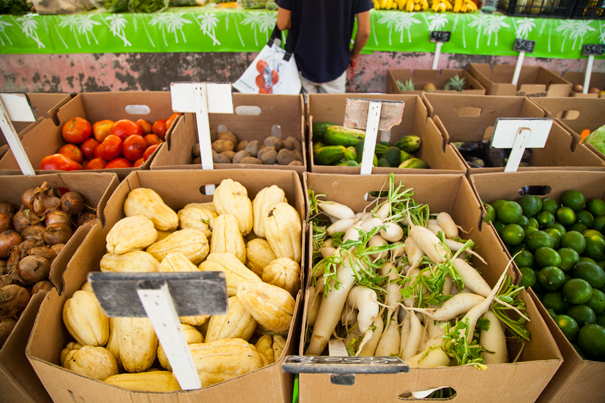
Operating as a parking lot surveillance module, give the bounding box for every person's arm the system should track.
[349,11,371,68]
[277,6,292,31]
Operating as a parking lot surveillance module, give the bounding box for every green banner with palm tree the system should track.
[0,7,603,59]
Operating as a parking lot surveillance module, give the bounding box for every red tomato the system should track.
[62,117,92,144]
[122,135,147,162]
[40,154,83,171]
[92,119,114,143]
[93,144,102,159]
[133,158,145,168]
[152,119,168,141]
[144,134,162,148]
[97,135,123,161]
[136,119,153,136]
[255,75,265,89]
[110,119,142,141]
[143,144,159,161]
[86,158,107,170]
[80,138,100,160]
[105,158,132,169]
[271,70,279,85]
[166,113,181,130]
[256,59,268,74]
[57,144,84,164]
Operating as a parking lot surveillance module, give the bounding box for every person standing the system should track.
[275,0,372,94]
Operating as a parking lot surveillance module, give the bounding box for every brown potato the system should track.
[211,139,235,154]
[285,136,302,150]
[232,150,251,164]
[218,130,238,145]
[259,149,277,165]
[235,140,249,152]
[221,151,236,160]
[213,154,230,164]
[263,136,282,151]
[240,157,263,164]
[289,161,303,166]
[192,143,201,157]
[277,149,297,166]
[193,157,201,164]
[244,140,260,157]
[282,139,295,150]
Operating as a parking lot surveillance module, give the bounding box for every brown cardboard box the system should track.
[561,71,605,98]
[423,93,605,174]
[528,96,605,159]
[0,92,176,179]
[386,69,485,95]
[26,169,305,403]
[308,94,466,174]
[469,171,605,403]
[151,94,306,175]
[0,172,118,403]
[299,172,562,402]
[0,93,72,159]
[468,63,572,97]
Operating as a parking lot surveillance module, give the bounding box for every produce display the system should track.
[483,190,605,360]
[372,0,477,12]
[571,84,605,97]
[583,124,605,157]
[0,182,95,347]
[59,179,302,391]
[312,122,428,169]
[193,130,304,166]
[396,75,468,92]
[306,175,528,371]
[40,113,179,171]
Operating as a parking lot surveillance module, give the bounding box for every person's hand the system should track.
[349,58,358,69]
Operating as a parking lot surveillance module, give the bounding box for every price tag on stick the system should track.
[170,82,233,195]
[490,118,553,172]
[0,93,36,176]
[430,31,451,70]
[89,271,228,391]
[512,39,536,86]
[581,44,605,94]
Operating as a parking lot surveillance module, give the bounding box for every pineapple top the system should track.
[443,75,466,92]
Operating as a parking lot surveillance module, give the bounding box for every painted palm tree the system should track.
[196,13,220,46]
[0,20,13,47]
[258,12,276,42]
[16,14,44,48]
[515,17,535,39]
[165,13,192,44]
[75,15,100,45]
[555,19,578,52]
[570,20,595,50]
[484,16,510,46]
[468,14,490,49]
[240,13,267,47]
[105,14,131,47]
[59,15,83,47]
[427,14,449,32]
[149,13,173,46]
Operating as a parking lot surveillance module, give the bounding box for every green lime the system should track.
[558,247,581,271]
[484,203,496,223]
[509,244,526,256]
[518,194,543,217]
[527,217,540,229]
[599,261,605,270]
[583,229,605,240]
[562,278,594,305]
[541,197,560,215]
[593,215,605,233]
[496,201,523,225]
[572,343,588,359]
[556,206,577,226]
[542,291,570,314]
[547,222,567,236]
[546,308,557,318]
[525,230,555,252]
[561,231,587,254]
[577,210,595,228]
[597,313,605,327]
[561,190,587,212]
[581,257,598,264]
[586,289,605,315]
[587,198,605,217]
[490,199,507,210]
[518,267,536,289]
[517,215,530,228]
[578,324,605,357]
[554,314,580,341]
[585,234,605,261]
[569,222,588,233]
[567,304,596,326]
[572,260,605,289]
[501,223,526,246]
[493,220,505,235]
[538,266,567,291]
[524,226,538,238]
[515,249,535,269]
[535,247,562,268]
[545,228,562,249]
[536,211,556,229]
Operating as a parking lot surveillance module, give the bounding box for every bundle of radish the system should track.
[306,174,530,369]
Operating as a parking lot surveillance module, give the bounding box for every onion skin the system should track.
[0,231,22,259]
[29,246,57,262]
[15,239,44,259]
[21,188,36,210]
[20,225,46,242]
[0,213,11,233]
[0,284,31,318]
[60,192,84,216]
[43,224,73,246]
[0,203,15,215]
[50,243,65,256]
[33,195,61,216]
[45,210,72,228]
[0,274,12,287]
[12,211,31,234]
[31,280,54,294]
[78,212,97,227]
[0,316,17,347]
[18,255,51,285]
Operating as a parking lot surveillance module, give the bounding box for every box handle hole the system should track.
[235,105,261,116]
[457,106,482,117]
[398,387,457,400]
[519,185,552,197]
[124,105,151,116]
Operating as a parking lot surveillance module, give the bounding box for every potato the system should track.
[192,143,201,157]
[236,140,249,152]
[282,139,295,150]
[193,157,201,164]
[240,157,262,164]
[257,146,276,161]
[213,154,231,163]
[218,130,238,145]
[221,151,236,160]
[263,136,282,151]
[244,140,260,157]
[212,139,235,154]
[289,161,303,166]
[285,136,302,151]
[232,150,251,164]
[259,149,277,165]
[277,149,297,165]
[292,149,303,162]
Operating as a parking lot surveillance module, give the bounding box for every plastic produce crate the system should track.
[572,0,605,18]
[498,0,577,18]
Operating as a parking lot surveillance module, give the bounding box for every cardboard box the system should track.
[469,171,605,403]
[423,93,605,175]
[0,172,118,403]
[468,63,572,97]
[307,94,467,174]
[386,69,486,95]
[26,169,306,403]
[0,92,176,180]
[298,172,562,402]
[151,94,307,175]
[0,93,72,159]
[561,71,605,98]
[529,96,605,160]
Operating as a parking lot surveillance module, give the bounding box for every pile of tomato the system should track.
[39,113,180,171]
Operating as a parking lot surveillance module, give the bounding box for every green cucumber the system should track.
[313,142,325,160]
[374,143,390,158]
[400,150,413,163]
[396,135,422,153]
[383,146,401,167]
[312,122,336,142]
[344,146,357,161]
[377,158,391,167]
[324,125,366,147]
[398,157,429,169]
[316,145,347,165]
[337,160,360,167]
